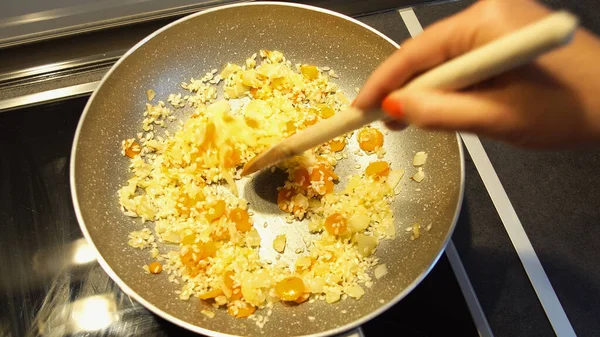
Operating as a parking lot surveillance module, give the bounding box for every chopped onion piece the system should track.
[162,231,181,243]
[347,284,365,299]
[413,151,428,166]
[411,224,421,240]
[353,234,378,257]
[201,309,215,318]
[207,100,231,115]
[411,168,425,183]
[246,228,261,247]
[273,234,286,253]
[308,220,321,233]
[295,256,312,271]
[387,169,404,189]
[146,89,156,101]
[215,295,227,307]
[325,291,341,303]
[348,213,371,233]
[374,264,388,279]
[306,276,325,293]
[253,268,271,287]
[220,63,241,78]
[384,220,396,237]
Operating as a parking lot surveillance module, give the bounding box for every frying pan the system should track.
[70,2,464,336]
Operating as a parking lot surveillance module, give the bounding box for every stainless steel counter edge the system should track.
[0,0,250,50]
[0,50,123,85]
[0,82,99,112]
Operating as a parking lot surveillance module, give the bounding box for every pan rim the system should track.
[69,2,466,336]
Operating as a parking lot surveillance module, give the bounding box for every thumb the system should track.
[381,89,508,134]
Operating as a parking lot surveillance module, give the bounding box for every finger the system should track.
[353,4,481,111]
[381,89,510,135]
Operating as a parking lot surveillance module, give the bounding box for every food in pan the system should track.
[119,50,425,323]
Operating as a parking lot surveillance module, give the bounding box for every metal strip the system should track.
[398,8,424,37]
[446,240,494,337]
[399,8,576,337]
[0,81,99,112]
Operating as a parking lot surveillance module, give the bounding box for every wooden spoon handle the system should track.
[401,10,578,92]
[242,11,579,175]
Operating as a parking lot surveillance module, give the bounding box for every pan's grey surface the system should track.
[71,3,464,336]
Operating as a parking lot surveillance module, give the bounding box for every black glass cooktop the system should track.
[0,96,478,337]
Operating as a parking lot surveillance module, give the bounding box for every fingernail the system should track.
[382,96,404,119]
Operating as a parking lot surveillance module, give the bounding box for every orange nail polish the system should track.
[382,96,404,119]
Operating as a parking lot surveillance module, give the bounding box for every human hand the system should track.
[354,0,600,149]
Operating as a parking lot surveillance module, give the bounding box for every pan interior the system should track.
[72,3,463,336]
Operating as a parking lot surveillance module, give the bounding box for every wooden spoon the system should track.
[241,11,579,176]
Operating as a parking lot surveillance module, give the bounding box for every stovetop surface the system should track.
[0,95,478,337]
[4,1,600,336]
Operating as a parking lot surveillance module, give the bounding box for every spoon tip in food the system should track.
[241,154,262,176]
[241,146,287,176]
